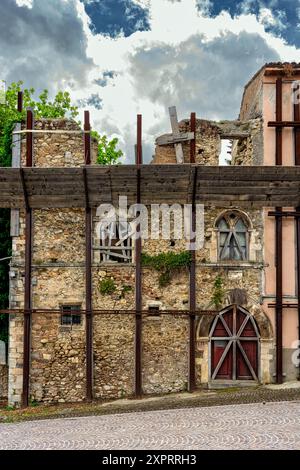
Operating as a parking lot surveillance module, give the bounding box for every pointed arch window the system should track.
[217,212,249,261]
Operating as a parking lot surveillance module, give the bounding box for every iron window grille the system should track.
[61,305,82,326]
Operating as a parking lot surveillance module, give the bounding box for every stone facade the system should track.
[6,113,274,406]
[7,67,292,406]
[153,118,263,166]
[0,365,8,399]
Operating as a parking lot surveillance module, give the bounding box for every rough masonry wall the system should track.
[0,365,8,399]
[8,113,272,405]
[239,68,264,121]
[20,118,98,167]
[154,117,264,166]
[154,120,221,165]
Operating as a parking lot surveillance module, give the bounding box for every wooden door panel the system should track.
[213,319,228,337]
[212,340,232,379]
[241,319,257,337]
[237,341,257,379]
[210,306,260,382]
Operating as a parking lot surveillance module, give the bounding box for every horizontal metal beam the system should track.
[0,308,218,316]
[268,211,300,217]
[268,121,300,128]
[268,303,299,308]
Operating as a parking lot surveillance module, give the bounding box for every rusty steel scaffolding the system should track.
[268,78,300,382]
[1,85,300,406]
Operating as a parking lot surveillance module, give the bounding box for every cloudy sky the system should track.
[1,0,300,162]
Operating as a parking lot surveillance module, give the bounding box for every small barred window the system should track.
[61,305,81,326]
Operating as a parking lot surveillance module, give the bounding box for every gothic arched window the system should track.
[217,212,249,261]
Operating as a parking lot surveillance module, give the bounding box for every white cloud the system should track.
[3,0,300,164]
[259,7,287,31]
[72,0,300,162]
[16,0,33,8]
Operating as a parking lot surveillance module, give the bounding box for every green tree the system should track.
[91,130,123,165]
[0,81,79,342]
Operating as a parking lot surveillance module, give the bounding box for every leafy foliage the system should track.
[141,251,192,287]
[91,130,123,165]
[0,81,79,342]
[210,275,226,309]
[98,278,116,295]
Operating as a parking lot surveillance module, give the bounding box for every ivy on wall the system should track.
[141,251,192,287]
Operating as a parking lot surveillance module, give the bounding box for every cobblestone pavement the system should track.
[0,401,300,450]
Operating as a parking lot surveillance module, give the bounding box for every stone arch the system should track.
[214,208,253,231]
[196,302,274,384]
[209,208,255,263]
[196,301,273,341]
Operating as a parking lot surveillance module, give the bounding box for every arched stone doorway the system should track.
[209,305,260,381]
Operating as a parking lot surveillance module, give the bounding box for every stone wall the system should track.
[20,118,98,168]
[7,114,274,406]
[0,365,8,399]
[239,67,264,121]
[154,117,263,166]
[154,119,221,165]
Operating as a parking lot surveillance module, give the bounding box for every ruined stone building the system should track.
[1,62,300,406]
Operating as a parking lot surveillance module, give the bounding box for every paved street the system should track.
[0,401,300,450]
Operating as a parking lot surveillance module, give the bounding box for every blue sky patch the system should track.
[198,0,300,48]
[83,0,150,37]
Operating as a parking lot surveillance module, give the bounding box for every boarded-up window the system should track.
[99,221,133,263]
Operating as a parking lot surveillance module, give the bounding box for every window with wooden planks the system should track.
[217,211,249,261]
[98,220,133,263]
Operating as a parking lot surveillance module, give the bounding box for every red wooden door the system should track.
[210,305,259,381]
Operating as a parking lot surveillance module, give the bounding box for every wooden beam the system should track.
[169,106,184,163]
[156,132,194,146]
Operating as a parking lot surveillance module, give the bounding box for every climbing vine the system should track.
[141,251,192,287]
[210,275,226,309]
[98,278,117,295]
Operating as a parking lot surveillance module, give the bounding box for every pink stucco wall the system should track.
[263,73,299,349]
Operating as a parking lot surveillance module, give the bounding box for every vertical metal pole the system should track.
[26,110,33,167]
[84,111,93,400]
[22,109,33,407]
[84,110,91,165]
[188,112,197,391]
[135,114,142,397]
[293,88,300,380]
[232,305,237,381]
[17,91,23,113]
[188,158,197,393]
[190,112,196,164]
[275,78,283,384]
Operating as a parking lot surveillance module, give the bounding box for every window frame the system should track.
[97,219,134,264]
[216,212,249,262]
[60,304,82,326]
